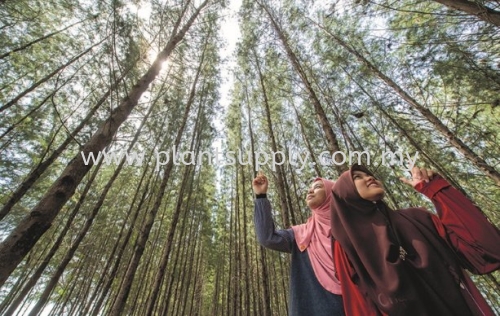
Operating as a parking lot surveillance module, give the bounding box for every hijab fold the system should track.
[292,178,341,294]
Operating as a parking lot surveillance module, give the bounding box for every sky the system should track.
[218,0,243,108]
[211,0,242,151]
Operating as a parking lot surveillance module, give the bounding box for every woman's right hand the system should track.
[252,171,268,194]
[399,166,435,187]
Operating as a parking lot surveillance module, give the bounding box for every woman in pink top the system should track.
[253,172,344,316]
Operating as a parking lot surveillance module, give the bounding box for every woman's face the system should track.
[352,170,385,201]
[306,180,326,209]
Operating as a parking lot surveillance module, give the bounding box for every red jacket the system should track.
[334,177,500,316]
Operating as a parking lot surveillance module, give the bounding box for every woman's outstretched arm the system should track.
[413,173,500,274]
[252,172,294,252]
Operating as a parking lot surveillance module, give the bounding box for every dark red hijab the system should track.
[330,164,479,316]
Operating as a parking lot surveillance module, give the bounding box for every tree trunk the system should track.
[245,84,272,315]
[239,156,251,315]
[108,24,206,313]
[160,213,189,316]
[0,39,106,113]
[0,18,91,60]
[87,166,156,316]
[27,95,155,315]
[188,228,203,316]
[0,65,134,220]
[315,22,500,186]
[233,170,241,316]
[258,1,347,173]
[2,160,103,316]
[433,0,500,27]
[253,47,291,228]
[86,94,170,316]
[144,90,206,316]
[178,203,199,316]
[292,104,322,176]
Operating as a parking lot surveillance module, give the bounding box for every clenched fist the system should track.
[252,171,268,194]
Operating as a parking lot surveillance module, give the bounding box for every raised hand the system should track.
[400,166,435,187]
[252,171,268,194]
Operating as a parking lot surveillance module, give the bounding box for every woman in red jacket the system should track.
[330,164,500,316]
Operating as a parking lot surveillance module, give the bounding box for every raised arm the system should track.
[402,167,500,274]
[252,172,294,253]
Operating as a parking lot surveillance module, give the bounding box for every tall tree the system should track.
[0,0,211,286]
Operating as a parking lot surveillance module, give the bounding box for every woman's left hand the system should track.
[399,167,435,187]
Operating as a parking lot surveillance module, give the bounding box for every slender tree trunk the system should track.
[283,175,298,226]
[85,91,169,316]
[251,241,259,316]
[2,161,103,316]
[88,166,157,316]
[226,191,234,316]
[239,159,251,315]
[433,0,500,27]
[170,216,193,316]
[144,105,204,316]
[178,208,199,316]
[315,21,500,186]
[0,18,93,60]
[292,104,322,176]
[253,48,291,227]
[0,0,209,286]
[243,83,258,178]
[233,171,241,316]
[160,214,187,316]
[289,167,306,223]
[0,39,106,113]
[0,65,134,220]
[108,32,205,314]
[258,246,272,315]
[270,256,279,314]
[246,87,272,315]
[188,229,203,316]
[210,244,223,315]
[257,1,347,173]
[130,228,159,315]
[279,254,290,314]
